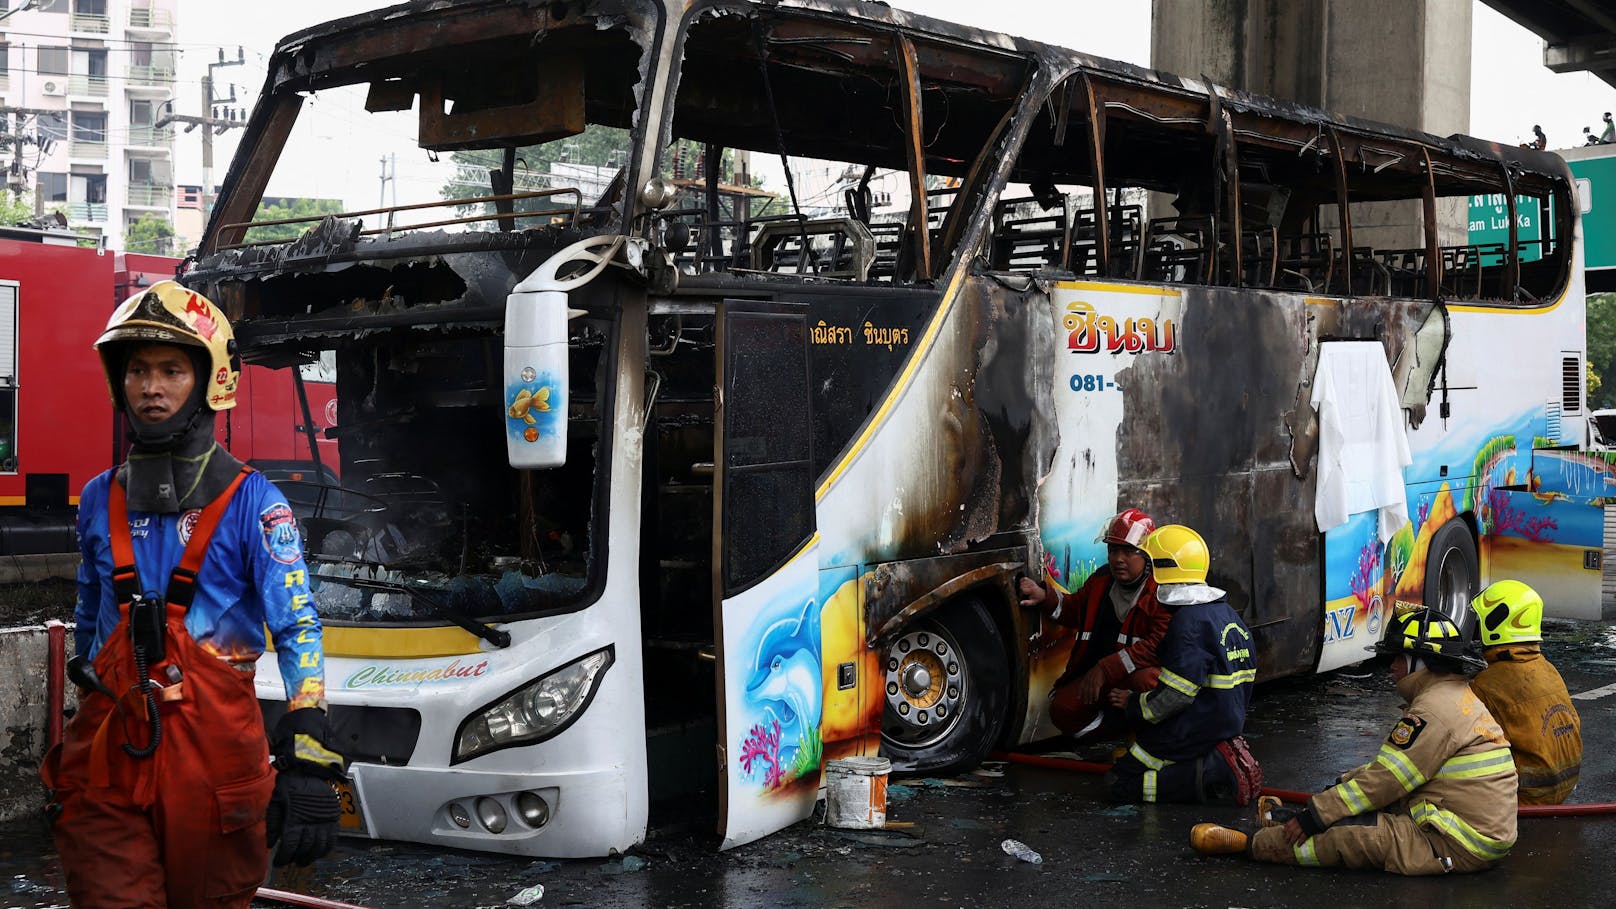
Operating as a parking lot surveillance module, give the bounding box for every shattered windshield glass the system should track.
[258,310,614,625]
[202,10,653,624]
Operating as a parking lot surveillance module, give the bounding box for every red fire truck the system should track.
[0,228,334,554]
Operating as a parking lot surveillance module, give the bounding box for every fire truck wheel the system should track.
[879,595,1008,774]
[1423,518,1479,638]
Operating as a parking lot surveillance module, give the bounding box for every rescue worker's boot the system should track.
[1190,823,1249,856]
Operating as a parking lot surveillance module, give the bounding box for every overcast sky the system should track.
[173,0,1616,202]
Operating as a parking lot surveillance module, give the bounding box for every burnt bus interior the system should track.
[987,77,1571,301]
[194,10,653,628]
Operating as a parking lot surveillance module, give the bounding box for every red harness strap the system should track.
[108,465,254,610]
[90,466,254,788]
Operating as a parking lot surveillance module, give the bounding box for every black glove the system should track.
[266,770,340,866]
[266,708,345,867]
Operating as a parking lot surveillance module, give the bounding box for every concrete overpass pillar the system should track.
[1152,0,1473,248]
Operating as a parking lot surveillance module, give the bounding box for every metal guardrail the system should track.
[126,184,172,208]
[218,188,585,249]
[71,13,110,34]
[127,125,174,147]
[68,140,106,160]
[125,65,175,87]
[67,202,108,222]
[128,8,173,32]
[68,74,108,97]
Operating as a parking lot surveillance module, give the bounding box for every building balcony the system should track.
[126,125,174,148]
[68,74,110,98]
[126,183,173,209]
[69,139,107,159]
[71,13,111,35]
[127,8,174,35]
[125,65,175,92]
[67,202,108,223]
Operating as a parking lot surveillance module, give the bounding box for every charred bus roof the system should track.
[199,0,1572,281]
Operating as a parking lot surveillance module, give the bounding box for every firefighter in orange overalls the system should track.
[41,282,343,908]
[1018,508,1172,737]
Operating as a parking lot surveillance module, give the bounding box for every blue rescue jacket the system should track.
[74,468,326,710]
[1130,595,1255,762]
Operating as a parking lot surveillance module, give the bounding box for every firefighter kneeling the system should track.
[1191,608,1517,875]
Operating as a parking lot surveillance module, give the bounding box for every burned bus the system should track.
[184,0,1602,856]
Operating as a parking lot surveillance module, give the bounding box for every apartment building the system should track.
[0,0,178,252]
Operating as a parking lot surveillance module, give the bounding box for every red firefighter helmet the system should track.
[1097,508,1155,549]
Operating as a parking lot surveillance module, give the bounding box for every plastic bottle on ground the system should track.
[1001,838,1043,864]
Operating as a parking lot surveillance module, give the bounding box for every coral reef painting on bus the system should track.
[1320,404,1616,670]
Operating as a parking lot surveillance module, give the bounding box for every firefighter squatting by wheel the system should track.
[880,596,1008,773]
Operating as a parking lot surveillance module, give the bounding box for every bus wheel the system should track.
[1424,518,1479,637]
[879,596,1008,773]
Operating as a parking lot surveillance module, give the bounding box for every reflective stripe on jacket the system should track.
[1471,644,1582,805]
[1126,595,1254,762]
[1310,671,1518,863]
[1051,566,1171,687]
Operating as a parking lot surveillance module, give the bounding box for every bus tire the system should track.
[1423,518,1479,637]
[879,595,1008,774]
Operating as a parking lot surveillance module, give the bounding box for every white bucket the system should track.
[824,756,891,829]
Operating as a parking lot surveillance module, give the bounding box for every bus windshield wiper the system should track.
[313,572,513,649]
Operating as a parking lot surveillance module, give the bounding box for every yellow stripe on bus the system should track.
[275,624,487,659]
[815,267,970,500]
[1446,283,1571,314]
[1052,280,1184,297]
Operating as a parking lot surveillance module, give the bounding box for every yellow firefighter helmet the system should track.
[1471,579,1543,647]
[1144,524,1210,585]
[95,281,238,412]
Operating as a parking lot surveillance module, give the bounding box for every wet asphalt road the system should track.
[5,620,1615,909]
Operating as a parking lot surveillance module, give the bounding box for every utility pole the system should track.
[0,106,62,204]
[201,48,246,219]
[157,52,246,227]
[378,153,396,208]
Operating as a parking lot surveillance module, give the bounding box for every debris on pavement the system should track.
[506,884,545,905]
[1001,838,1043,864]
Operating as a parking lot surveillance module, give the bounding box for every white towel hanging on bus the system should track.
[1310,341,1412,543]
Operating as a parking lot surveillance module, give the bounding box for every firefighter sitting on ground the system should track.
[1018,508,1171,739]
[41,282,344,908]
[1103,525,1262,804]
[1192,607,1517,875]
[1470,580,1582,804]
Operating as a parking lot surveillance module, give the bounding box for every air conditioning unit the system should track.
[41,80,66,97]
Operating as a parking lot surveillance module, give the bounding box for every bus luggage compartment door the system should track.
[711,300,822,850]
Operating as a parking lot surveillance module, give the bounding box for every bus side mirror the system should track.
[503,235,625,468]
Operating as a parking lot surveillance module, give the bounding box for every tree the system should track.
[244,198,348,244]
[1587,293,1616,410]
[124,215,175,255]
[438,126,761,221]
[0,194,36,226]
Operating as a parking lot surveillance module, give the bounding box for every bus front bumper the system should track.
[344,760,643,858]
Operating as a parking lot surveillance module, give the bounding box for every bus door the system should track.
[711,300,822,850]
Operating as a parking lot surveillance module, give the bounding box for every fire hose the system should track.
[991,751,1616,817]
[255,888,374,909]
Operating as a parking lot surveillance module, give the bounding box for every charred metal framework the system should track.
[185,0,1575,791]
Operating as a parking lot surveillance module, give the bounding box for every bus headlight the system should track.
[452,647,614,763]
